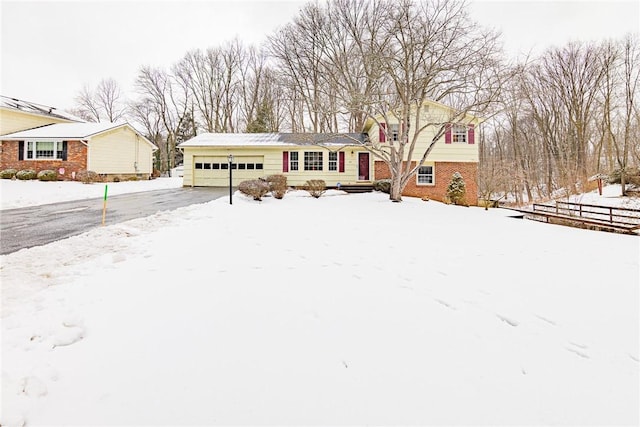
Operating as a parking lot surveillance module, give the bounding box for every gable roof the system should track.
[0,95,84,123]
[1,122,157,149]
[178,132,367,148]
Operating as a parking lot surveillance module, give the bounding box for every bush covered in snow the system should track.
[446,172,467,206]
[0,168,17,179]
[16,169,37,180]
[305,180,326,198]
[265,174,288,199]
[37,170,58,181]
[373,179,391,194]
[76,170,100,184]
[239,179,270,201]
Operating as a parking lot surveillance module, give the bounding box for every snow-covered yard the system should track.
[0,177,183,210]
[1,180,638,426]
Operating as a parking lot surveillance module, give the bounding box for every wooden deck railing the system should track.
[532,201,640,227]
[519,201,640,234]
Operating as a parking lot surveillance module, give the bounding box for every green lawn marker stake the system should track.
[102,184,108,226]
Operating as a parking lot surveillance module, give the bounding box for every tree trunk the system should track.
[389,174,403,202]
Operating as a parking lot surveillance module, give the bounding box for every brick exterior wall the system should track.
[374,160,478,205]
[0,140,87,180]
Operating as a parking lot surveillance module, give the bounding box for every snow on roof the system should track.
[1,122,129,140]
[178,132,367,147]
[0,95,85,122]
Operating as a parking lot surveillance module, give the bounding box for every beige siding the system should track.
[88,127,154,175]
[367,103,480,163]
[0,108,72,135]
[183,146,370,187]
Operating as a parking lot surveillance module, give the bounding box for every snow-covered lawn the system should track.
[0,177,183,210]
[1,183,638,426]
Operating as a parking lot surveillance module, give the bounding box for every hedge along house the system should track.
[178,133,370,188]
[0,122,157,180]
[363,100,482,205]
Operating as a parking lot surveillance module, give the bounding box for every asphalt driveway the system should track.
[0,187,229,255]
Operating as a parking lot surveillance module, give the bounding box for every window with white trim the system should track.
[417,166,434,184]
[304,152,323,171]
[26,141,66,160]
[328,152,338,171]
[289,152,299,171]
[452,125,467,143]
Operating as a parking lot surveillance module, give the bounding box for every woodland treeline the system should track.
[71,0,639,202]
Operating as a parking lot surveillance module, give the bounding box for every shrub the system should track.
[305,179,326,198]
[37,169,58,181]
[125,176,138,181]
[76,170,100,184]
[16,169,37,180]
[446,172,467,206]
[265,174,288,199]
[0,169,17,179]
[238,179,270,201]
[373,179,391,194]
[112,176,121,183]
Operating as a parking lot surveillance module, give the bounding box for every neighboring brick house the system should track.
[1,122,157,180]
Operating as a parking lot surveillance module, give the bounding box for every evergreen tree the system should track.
[446,172,467,206]
[246,100,276,133]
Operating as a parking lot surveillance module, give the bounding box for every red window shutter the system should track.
[468,124,475,144]
[379,122,386,143]
[282,151,289,172]
[445,124,452,144]
[339,151,345,172]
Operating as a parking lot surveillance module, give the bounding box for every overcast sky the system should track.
[1,0,638,112]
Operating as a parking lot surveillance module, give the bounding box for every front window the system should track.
[417,166,434,184]
[328,152,338,171]
[452,125,467,143]
[27,141,66,160]
[304,152,323,171]
[289,152,299,171]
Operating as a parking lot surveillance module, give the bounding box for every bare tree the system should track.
[134,66,189,173]
[612,34,640,195]
[315,0,504,201]
[72,78,127,122]
[268,2,343,132]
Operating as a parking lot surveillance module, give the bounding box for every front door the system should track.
[358,152,370,181]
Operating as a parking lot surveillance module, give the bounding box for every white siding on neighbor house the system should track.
[182,146,370,187]
[88,127,153,175]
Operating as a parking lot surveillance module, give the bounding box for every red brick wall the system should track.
[0,140,87,180]
[374,160,478,205]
